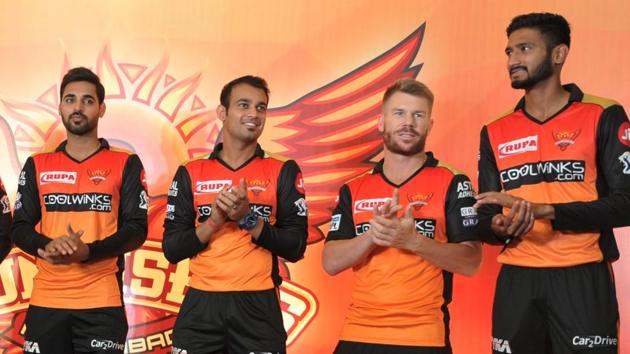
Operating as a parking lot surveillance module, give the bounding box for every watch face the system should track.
[239,212,258,230]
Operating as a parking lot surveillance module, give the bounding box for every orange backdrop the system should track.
[0,1,628,353]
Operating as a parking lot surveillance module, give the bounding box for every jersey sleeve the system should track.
[252,159,308,263]
[325,184,356,242]
[11,157,52,256]
[552,105,630,231]
[445,174,480,243]
[477,125,507,244]
[86,154,148,261]
[0,179,13,261]
[162,165,207,263]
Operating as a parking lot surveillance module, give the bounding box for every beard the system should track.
[62,112,97,135]
[510,52,554,90]
[383,128,426,156]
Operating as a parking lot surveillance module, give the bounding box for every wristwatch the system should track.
[238,211,259,230]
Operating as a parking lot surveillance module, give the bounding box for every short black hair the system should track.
[220,75,269,109]
[60,67,105,104]
[507,13,571,49]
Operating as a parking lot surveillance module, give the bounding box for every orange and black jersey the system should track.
[11,138,148,309]
[326,153,479,347]
[162,143,308,291]
[478,84,630,267]
[0,178,12,261]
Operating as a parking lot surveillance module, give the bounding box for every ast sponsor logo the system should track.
[498,135,538,158]
[457,181,475,199]
[552,129,581,151]
[195,179,232,194]
[39,171,77,185]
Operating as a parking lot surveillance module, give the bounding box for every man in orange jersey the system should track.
[163,75,308,354]
[322,78,482,354]
[476,13,630,354]
[0,177,12,261]
[11,67,148,354]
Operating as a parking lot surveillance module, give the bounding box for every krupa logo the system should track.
[498,135,538,158]
[195,180,232,194]
[39,171,77,185]
[492,337,512,353]
[354,198,391,213]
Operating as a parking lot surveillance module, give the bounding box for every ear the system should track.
[427,117,434,134]
[552,44,569,65]
[377,114,384,134]
[98,102,106,118]
[216,104,227,122]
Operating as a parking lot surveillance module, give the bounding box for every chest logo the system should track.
[39,171,77,185]
[87,169,111,185]
[248,179,270,195]
[354,197,390,213]
[552,129,581,151]
[195,179,232,194]
[406,192,433,211]
[619,152,630,175]
[498,135,538,158]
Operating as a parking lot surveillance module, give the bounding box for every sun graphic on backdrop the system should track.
[0,44,221,197]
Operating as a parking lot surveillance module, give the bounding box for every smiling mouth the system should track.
[509,67,527,75]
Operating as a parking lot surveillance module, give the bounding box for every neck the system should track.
[219,137,258,169]
[64,133,101,161]
[523,76,570,121]
[382,149,427,185]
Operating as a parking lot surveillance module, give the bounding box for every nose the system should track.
[507,52,521,68]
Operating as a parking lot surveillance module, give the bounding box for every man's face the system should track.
[219,83,268,144]
[506,28,554,90]
[378,91,432,156]
[59,81,105,136]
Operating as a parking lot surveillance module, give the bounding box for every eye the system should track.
[413,112,425,119]
[83,98,95,105]
[256,105,267,113]
[64,97,75,104]
[238,102,249,109]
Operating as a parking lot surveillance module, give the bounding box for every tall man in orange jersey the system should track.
[163,75,308,353]
[0,177,12,261]
[322,79,482,354]
[476,13,630,354]
[11,67,148,354]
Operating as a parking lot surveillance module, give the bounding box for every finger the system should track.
[513,202,533,237]
[57,237,77,254]
[215,198,232,213]
[239,178,248,197]
[67,223,76,236]
[506,201,527,235]
[37,248,48,258]
[391,189,399,208]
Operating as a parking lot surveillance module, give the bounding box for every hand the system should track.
[473,191,519,209]
[37,224,89,264]
[368,189,419,251]
[215,178,250,221]
[489,200,535,240]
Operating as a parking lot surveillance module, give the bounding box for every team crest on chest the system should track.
[406,192,433,211]
[87,169,111,185]
[552,129,581,151]
[247,179,270,195]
